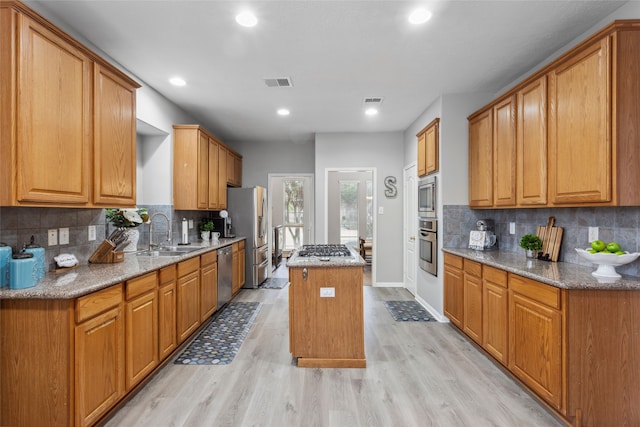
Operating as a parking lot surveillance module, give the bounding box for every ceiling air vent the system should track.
[363,97,384,107]
[264,77,293,88]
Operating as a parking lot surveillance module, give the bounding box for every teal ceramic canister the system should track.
[24,238,45,281]
[0,243,11,287]
[9,252,36,290]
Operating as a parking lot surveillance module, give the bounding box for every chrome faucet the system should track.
[149,212,172,250]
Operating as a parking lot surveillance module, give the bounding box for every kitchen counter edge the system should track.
[442,247,640,290]
[286,248,366,268]
[0,237,247,300]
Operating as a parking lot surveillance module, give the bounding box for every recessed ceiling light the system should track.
[365,108,378,116]
[277,108,290,116]
[408,8,432,25]
[236,11,258,27]
[169,76,186,87]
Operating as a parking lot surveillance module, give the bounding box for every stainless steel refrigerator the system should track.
[227,186,269,288]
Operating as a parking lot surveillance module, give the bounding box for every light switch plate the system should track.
[88,225,96,241]
[509,222,516,235]
[48,229,58,246]
[59,227,69,245]
[189,219,194,229]
[378,206,384,215]
[588,227,599,242]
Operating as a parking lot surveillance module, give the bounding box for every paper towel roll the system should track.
[182,218,188,244]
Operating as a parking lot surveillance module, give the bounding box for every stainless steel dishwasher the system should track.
[217,245,233,308]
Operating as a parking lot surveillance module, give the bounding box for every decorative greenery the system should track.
[519,234,543,251]
[105,208,149,228]
[200,220,215,232]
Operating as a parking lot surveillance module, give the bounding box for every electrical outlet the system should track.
[88,225,96,241]
[59,227,69,245]
[188,219,194,229]
[320,287,335,298]
[588,226,599,242]
[378,206,384,215]
[48,229,58,246]
[509,222,516,235]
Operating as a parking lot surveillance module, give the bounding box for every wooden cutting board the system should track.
[536,216,564,262]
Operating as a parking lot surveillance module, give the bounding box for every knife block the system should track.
[89,240,125,264]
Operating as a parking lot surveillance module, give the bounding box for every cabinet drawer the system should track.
[201,250,217,266]
[464,259,482,277]
[76,284,123,323]
[509,274,560,309]
[126,272,157,300]
[159,265,176,285]
[444,253,463,269]
[483,265,507,287]
[177,257,200,277]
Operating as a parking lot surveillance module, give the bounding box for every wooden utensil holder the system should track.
[89,240,125,264]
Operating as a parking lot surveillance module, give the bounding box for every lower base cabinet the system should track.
[482,266,508,365]
[443,253,464,328]
[177,257,201,343]
[158,265,177,361]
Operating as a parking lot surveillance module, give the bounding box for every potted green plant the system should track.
[519,234,542,258]
[199,220,214,241]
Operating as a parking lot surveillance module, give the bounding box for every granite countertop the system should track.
[0,237,246,300]
[286,247,366,268]
[442,247,640,290]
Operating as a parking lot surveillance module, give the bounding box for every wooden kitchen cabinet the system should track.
[0,1,139,207]
[200,250,218,322]
[218,143,228,208]
[492,96,516,207]
[75,285,125,427]
[124,272,158,391]
[463,259,483,344]
[482,266,508,365]
[158,265,177,361]
[443,253,464,328]
[207,137,221,209]
[417,118,439,177]
[232,242,241,294]
[176,257,201,343]
[508,274,563,411]
[468,108,493,207]
[516,76,547,206]
[238,240,246,288]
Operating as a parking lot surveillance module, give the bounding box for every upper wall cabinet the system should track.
[468,109,493,207]
[468,20,640,208]
[417,118,439,177]
[0,1,140,207]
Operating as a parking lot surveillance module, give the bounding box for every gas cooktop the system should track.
[297,244,352,258]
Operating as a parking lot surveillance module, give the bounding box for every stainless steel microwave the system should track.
[418,176,436,217]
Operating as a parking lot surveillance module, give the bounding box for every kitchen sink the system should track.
[136,246,203,257]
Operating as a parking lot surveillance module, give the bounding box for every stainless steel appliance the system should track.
[419,218,437,276]
[468,219,498,251]
[217,245,233,307]
[418,175,436,217]
[296,244,353,258]
[228,186,269,288]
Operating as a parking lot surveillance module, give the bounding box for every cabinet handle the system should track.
[302,268,308,281]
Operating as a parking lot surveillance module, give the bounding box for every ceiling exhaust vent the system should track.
[264,77,293,88]
[363,96,384,106]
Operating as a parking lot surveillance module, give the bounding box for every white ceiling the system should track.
[27,1,627,144]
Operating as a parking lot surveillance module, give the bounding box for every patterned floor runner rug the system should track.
[174,302,262,365]
[383,300,435,322]
[259,277,289,289]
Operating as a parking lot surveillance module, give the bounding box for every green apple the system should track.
[606,242,622,253]
[615,251,626,255]
[587,249,597,254]
[591,240,606,252]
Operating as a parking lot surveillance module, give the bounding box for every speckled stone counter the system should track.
[443,247,640,290]
[286,247,366,268]
[0,237,246,299]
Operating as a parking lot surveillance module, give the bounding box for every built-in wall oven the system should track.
[418,175,436,217]
[419,218,437,276]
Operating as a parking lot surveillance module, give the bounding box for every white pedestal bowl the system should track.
[575,248,640,278]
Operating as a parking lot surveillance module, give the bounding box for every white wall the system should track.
[315,132,404,285]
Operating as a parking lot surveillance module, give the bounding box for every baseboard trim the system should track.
[415,295,448,323]
[373,281,403,287]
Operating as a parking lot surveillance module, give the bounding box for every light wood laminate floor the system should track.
[104,282,564,427]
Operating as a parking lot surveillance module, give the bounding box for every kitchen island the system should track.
[287,245,367,368]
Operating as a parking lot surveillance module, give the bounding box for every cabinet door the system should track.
[425,118,439,175]
[468,108,493,207]
[517,76,547,206]
[417,132,427,177]
[482,267,508,365]
[549,37,611,204]
[177,270,200,343]
[493,96,516,206]
[75,306,124,427]
[158,281,177,361]
[125,290,158,390]
[232,243,240,294]
[93,63,137,206]
[197,132,209,209]
[200,261,217,322]
[218,145,228,209]
[443,264,464,328]
[226,149,235,185]
[17,15,91,204]
[509,292,562,410]
[208,138,219,210]
[234,155,242,187]
[239,248,246,288]
[463,272,483,344]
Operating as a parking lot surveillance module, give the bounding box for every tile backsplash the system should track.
[442,205,640,277]
[0,206,211,272]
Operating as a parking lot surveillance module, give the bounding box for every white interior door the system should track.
[404,164,417,296]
